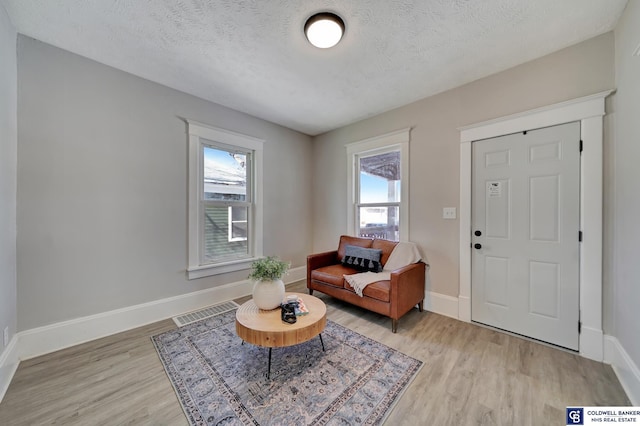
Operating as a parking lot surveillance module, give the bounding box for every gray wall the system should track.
[612,0,640,373]
[0,5,17,353]
[16,36,313,331]
[312,33,615,300]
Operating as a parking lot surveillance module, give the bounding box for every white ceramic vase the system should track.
[252,279,285,310]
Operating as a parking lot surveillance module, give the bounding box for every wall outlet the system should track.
[443,207,457,219]
[3,326,8,347]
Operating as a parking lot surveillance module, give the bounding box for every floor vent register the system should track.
[172,301,240,327]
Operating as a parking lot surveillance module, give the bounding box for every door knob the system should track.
[474,243,482,249]
[474,230,482,236]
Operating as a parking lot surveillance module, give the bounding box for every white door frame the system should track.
[458,90,614,361]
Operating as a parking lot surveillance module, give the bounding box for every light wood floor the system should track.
[0,281,629,425]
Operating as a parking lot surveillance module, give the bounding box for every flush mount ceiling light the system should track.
[304,12,345,49]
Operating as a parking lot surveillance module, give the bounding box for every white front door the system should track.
[471,122,581,350]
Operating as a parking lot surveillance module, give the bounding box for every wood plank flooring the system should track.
[0,282,630,425]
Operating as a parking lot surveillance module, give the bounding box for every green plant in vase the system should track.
[249,257,290,310]
[248,256,290,281]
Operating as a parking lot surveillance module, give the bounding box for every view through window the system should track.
[357,150,401,241]
[202,145,251,262]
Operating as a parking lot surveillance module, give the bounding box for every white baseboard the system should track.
[580,325,604,362]
[0,335,20,403]
[605,335,640,405]
[18,265,305,361]
[0,265,306,403]
[17,280,249,362]
[424,291,459,319]
[285,265,306,284]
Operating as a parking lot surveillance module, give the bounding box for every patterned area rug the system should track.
[152,309,422,425]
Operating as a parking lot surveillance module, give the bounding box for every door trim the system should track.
[458,89,614,361]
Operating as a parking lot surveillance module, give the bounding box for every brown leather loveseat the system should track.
[307,235,426,332]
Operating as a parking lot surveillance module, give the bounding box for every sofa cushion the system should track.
[341,245,383,272]
[345,279,391,302]
[371,239,398,266]
[311,264,359,288]
[337,235,373,261]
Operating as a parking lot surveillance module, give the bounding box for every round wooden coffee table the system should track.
[235,292,327,378]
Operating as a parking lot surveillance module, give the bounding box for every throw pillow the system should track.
[341,244,383,272]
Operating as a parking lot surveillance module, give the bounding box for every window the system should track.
[187,120,263,279]
[201,144,250,261]
[357,150,401,240]
[347,129,410,242]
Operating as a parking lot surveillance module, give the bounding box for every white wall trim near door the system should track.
[458,90,614,362]
[424,291,460,319]
[605,335,640,405]
[0,266,306,403]
[0,335,20,403]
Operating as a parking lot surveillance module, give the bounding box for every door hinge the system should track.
[578,310,582,334]
[579,231,583,242]
[580,140,583,152]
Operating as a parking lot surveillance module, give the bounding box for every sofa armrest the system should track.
[389,262,426,319]
[308,250,338,269]
[388,261,425,276]
[307,250,339,286]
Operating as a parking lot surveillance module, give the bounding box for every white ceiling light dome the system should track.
[304,12,345,49]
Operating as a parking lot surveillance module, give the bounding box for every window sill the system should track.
[187,257,258,280]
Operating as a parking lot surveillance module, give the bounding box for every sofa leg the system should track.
[418,300,424,312]
[308,289,314,295]
[391,319,398,333]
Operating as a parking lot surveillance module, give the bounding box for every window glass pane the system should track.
[204,206,248,261]
[359,151,400,203]
[358,206,399,241]
[229,206,248,241]
[203,146,247,201]
[230,206,247,221]
[231,221,248,240]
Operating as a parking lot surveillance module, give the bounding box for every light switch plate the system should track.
[443,207,457,219]
[3,326,8,347]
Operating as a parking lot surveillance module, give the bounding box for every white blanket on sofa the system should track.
[344,242,423,297]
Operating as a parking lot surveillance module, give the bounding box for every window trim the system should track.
[186,120,264,279]
[346,128,411,241]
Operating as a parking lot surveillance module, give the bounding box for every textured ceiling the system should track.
[1,0,628,135]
